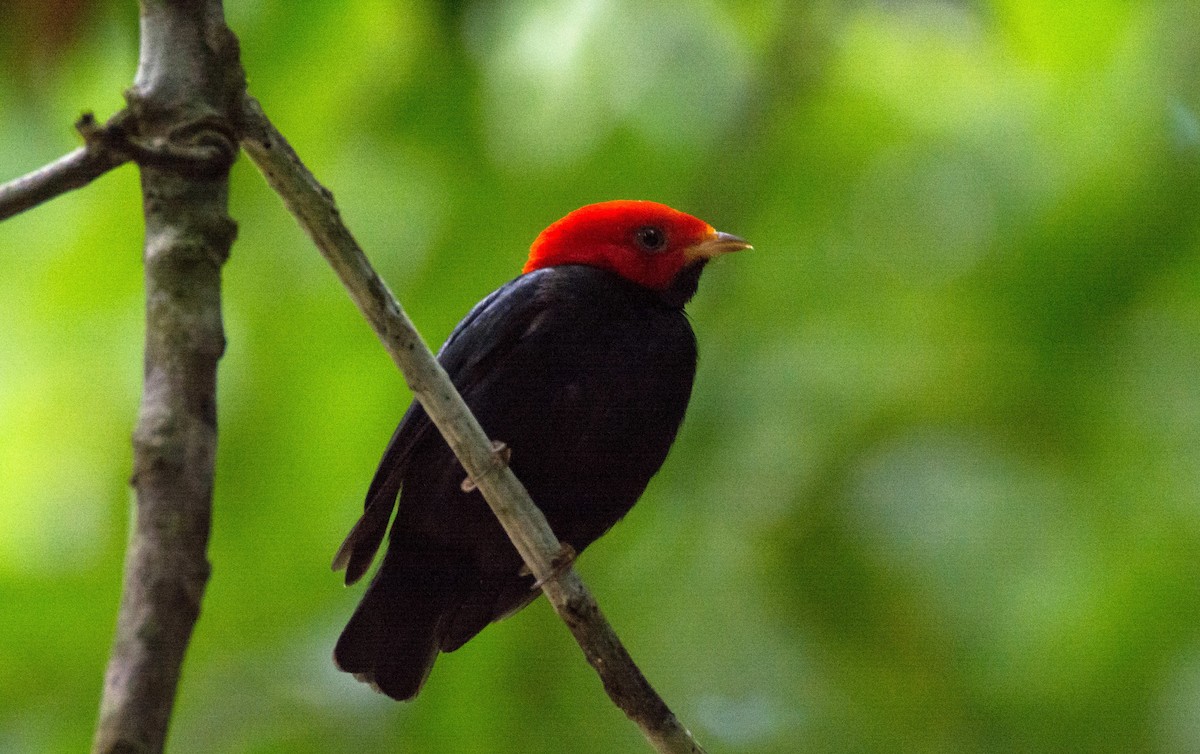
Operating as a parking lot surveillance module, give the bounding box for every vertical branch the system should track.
[92,2,244,753]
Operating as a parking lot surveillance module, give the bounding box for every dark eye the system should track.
[634,225,667,252]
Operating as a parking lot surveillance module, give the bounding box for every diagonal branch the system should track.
[238,95,706,754]
[0,113,130,222]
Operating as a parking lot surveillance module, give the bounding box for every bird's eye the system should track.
[634,226,667,252]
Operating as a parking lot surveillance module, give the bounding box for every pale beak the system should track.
[684,230,753,262]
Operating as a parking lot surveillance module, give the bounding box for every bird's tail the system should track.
[333,546,462,701]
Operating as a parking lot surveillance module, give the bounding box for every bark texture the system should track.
[92,2,244,753]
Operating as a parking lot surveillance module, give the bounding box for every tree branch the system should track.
[239,95,707,754]
[0,113,130,222]
[91,2,244,753]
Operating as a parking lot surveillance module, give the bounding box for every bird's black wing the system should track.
[330,401,427,583]
[335,265,697,698]
[332,271,554,584]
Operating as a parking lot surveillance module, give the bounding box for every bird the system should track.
[331,200,750,700]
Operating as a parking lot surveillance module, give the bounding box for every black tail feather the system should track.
[331,494,397,585]
[333,549,464,700]
[440,574,539,653]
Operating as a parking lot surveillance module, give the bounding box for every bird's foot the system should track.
[490,440,512,466]
[523,542,578,590]
[460,440,512,493]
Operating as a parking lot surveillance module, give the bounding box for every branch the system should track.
[0,113,129,222]
[92,2,244,753]
[239,95,707,754]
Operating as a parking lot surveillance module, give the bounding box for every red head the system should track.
[524,200,750,290]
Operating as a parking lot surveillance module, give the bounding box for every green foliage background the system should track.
[2,1,1199,751]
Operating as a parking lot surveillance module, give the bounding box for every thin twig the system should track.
[239,94,707,754]
[0,115,129,221]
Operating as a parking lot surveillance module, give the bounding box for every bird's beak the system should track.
[684,229,753,263]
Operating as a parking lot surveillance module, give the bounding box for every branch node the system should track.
[75,111,101,141]
[120,117,238,178]
[528,543,578,590]
[460,440,512,492]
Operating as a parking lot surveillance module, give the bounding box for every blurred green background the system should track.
[2,0,1199,751]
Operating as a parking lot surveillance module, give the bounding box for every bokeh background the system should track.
[2,1,1199,751]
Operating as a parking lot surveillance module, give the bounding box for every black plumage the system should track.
[332,262,705,700]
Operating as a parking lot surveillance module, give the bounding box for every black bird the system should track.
[332,200,749,699]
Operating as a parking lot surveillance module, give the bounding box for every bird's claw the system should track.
[526,542,578,590]
[490,440,512,466]
[461,440,512,492]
